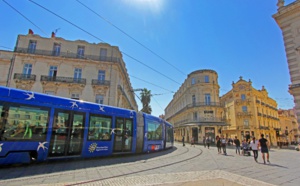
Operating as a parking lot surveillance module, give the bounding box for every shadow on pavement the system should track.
[0,147,177,180]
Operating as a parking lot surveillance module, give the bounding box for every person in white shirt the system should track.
[249,137,259,163]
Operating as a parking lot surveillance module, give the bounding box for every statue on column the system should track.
[277,0,285,9]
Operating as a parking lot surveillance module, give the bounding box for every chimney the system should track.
[51,32,55,38]
[28,29,34,34]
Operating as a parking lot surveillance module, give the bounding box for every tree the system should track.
[140,88,152,114]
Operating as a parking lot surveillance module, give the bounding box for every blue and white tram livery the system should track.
[0,86,174,165]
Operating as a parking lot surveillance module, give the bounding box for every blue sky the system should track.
[0,0,296,117]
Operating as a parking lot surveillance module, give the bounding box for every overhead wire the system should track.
[2,0,48,36]
[75,0,187,77]
[27,0,181,86]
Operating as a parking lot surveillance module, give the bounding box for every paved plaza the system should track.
[0,143,299,186]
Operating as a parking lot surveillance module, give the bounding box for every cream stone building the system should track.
[165,69,226,144]
[1,31,138,110]
[220,77,280,146]
[273,0,300,128]
[278,109,299,145]
[0,50,13,86]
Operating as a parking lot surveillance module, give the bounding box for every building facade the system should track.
[278,109,299,145]
[165,69,226,144]
[0,50,13,86]
[220,77,280,146]
[273,0,300,128]
[1,30,138,110]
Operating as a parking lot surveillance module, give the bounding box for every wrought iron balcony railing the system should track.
[40,75,86,84]
[14,47,120,63]
[13,73,36,81]
[91,79,110,86]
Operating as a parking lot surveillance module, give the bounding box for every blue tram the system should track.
[0,86,174,165]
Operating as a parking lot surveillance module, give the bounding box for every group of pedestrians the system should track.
[182,134,271,164]
[230,134,271,164]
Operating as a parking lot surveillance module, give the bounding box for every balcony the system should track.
[14,47,120,63]
[174,117,227,126]
[187,102,224,108]
[14,73,36,81]
[237,112,253,117]
[40,75,86,85]
[259,126,270,130]
[91,79,110,86]
[235,99,251,105]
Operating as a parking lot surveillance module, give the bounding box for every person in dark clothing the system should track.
[216,136,221,154]
[233,136,241,155]
[182,135,185,146]
[258,134,270,164]
[205,136,210,149]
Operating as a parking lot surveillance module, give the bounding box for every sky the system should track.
[0,0,296,117]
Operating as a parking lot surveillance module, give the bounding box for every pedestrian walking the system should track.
[233,136,241,155]
[205,136,210,149]
[203,136,206,148]
[182,135,185,146]
[258,134,270,164]
[216,136,221,154]
[221,135,227,155]
[190,137,195,147]
[249,137,259,163]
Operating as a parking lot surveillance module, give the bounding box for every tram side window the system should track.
[0,105,8,140]
[88,114,112,141]
[1,104,49,141]
[147,119,162,140]
[166,127,173,142]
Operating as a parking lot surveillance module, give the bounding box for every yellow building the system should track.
[278,109,299,145]
[165,69,226,144]
[0,30,138,110]
[220,77,280,146]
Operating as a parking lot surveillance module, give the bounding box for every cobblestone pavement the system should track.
[0,142,299,186]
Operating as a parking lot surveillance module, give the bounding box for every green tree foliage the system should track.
[140,88,152,114]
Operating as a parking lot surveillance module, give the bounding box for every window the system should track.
[45,91,55,95]
[95,94,104,104]
[193,112,198,121]
[205,75,209,83]
[77,46,85,58]
[244,120,249,127]
[74,68,82,79]
[52,43,61,56]
[192,95,196,105]
[71,93,80,100]
[205,94,211,105]
[22,64,32,79]
[147,119,162,140]
[100,48,107,61]
[88,114,112,141]
[1,103,49,141]
[49,66,58,77]
[98,70,105,81]
[28,40,36,53]
[191,78,195,85]
[241,94,246,100]
[242,106,248,112]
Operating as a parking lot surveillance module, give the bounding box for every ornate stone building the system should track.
[1,30,138,110]
[273,0,300,128]
[165,69,226,144]
[0,50,13,86]
[220,77,280,146]
[278,109,299,144]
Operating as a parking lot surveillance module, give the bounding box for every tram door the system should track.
[49,110,85,157]
[113,117,133,152]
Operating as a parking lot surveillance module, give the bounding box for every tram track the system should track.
[0,144,203,186]
[67,145,203,186]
